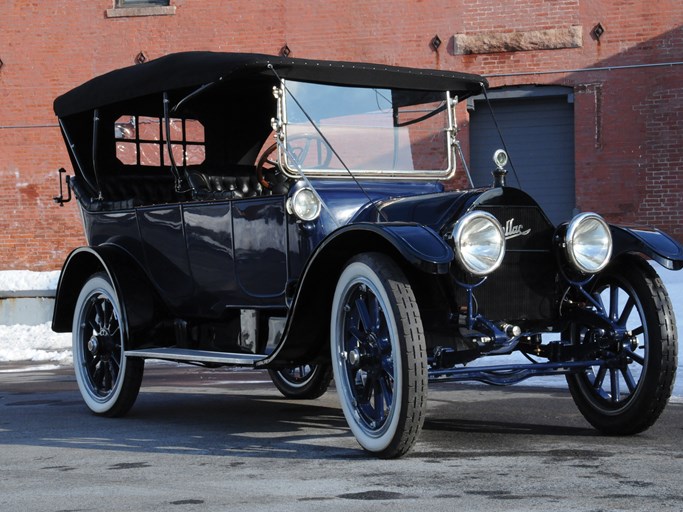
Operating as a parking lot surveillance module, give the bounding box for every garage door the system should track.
[469,90,575,225]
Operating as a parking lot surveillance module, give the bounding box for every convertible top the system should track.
[54,51,487,117]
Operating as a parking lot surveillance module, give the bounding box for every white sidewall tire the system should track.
[72,275,131,415]
[331,259,404,454]
[330,252,428,458]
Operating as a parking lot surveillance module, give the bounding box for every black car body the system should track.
[52,52,681,457]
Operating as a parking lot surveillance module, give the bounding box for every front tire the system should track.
[566,257,677,434]
[331,253,427,458]
[72,273,143,417]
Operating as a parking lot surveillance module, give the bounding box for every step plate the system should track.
[125,348,265,366]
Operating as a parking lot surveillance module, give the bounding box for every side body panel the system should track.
[76,194,293,319]
[137,206,194,309]
[232,197,288,304]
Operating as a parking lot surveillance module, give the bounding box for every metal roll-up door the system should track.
[468,90,575,225]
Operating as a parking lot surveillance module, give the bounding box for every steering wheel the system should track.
[256,134,334,190]
[256,141,280,190]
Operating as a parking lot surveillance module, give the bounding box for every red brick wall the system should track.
[0,0,681,269]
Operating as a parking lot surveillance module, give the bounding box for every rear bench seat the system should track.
[68,174,179,211]
[68,166,290,211]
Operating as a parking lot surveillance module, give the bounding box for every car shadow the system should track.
[0,367,629,460]
[422,417,597,437]
[0,389,367,460]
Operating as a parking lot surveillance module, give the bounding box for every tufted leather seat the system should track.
[187,170,264,200]
[187,166,291,200]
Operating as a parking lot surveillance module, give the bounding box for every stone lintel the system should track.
[454,26,582,55]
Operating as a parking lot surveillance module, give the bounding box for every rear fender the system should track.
[52,246,159,340]
[611,225,683,271]
[256,223,453,367]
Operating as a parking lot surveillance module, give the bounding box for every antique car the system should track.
[52,52,681,458]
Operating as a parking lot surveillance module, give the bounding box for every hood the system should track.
[355,186,555,250]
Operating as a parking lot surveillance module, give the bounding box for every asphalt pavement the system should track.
[1,363,681,511]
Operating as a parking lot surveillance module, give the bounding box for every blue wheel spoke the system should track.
[609,285,619,321]
[355,298,372,333]
[88,319,99,333]
[380,371,393,409]
[372,379,386,424]
[617,296,635,327]
[359,374,374,403]
[369,295,382,332]
[592,366,607,389]
[381,354,394,375]
[102,300,113,330]
[620,367,637,393]
[593,291,606,315]
[378,377,393,421]
[103,363,113,390]
[87,355,100,371]
[623,347,645,366]
[94,300,106,329]
[632,325,644,337]
[377,334,392,354]
[110,353,121,371]
[610,368,620,402]
[93,362,106,389]
[348,326,363,343]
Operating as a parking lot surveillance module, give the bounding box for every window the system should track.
[106,0,175,18]
[114,116,205,168]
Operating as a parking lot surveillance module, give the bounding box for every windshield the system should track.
[281,81,454,178]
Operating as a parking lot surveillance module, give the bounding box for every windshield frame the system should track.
[275,80,458,180]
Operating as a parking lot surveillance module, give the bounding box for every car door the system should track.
[231,195,288,305]
[180,193,289,317]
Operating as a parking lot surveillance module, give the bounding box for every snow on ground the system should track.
[1,267,682,398]
[0,270,61,292]
[0,323,71,366]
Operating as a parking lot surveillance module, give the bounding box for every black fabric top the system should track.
[54,52,487,117]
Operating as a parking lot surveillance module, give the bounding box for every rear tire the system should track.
[72,273,143,417]
[268,364,332,399]
[330,253,427,458]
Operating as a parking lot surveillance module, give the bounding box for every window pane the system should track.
[164,118,183,142]
[139,143,161,166]
[184,119,205,143]
[114,116,136,140]
[138,116,161,141]
[116,141,138,165]
[185,145,206,166]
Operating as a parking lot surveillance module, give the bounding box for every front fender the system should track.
[611,225,683,270]
[52,246,159,338]
[256,222,454,367]
[345,223,454,274]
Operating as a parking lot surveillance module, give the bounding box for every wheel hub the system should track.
[87,336,99,355]
[348,348,361,367]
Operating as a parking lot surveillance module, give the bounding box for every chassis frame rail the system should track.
[428,359,606,386]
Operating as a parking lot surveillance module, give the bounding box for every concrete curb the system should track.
[0,292,55,326]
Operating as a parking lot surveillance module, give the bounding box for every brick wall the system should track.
[0,0,681,269]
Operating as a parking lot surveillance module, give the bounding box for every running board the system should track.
[125,348,266,366]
